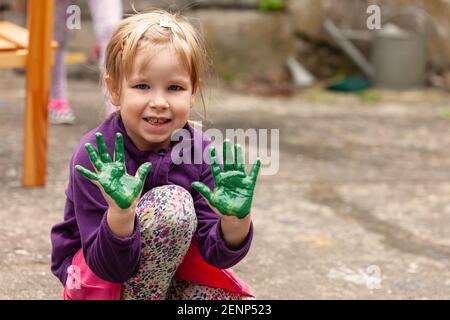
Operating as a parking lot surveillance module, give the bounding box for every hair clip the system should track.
[158,17,173,29]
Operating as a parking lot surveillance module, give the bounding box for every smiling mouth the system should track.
[143,117,171,125]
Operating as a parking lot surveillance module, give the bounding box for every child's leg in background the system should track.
[51,0,72,101]
[121,185,197,300]
[87,0,122,116]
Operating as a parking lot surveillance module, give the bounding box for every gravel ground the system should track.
[1,69,450,299]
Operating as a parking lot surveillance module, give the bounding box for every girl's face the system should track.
[111,47,195,151]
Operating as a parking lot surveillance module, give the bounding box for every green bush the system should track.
[258,0,285,11]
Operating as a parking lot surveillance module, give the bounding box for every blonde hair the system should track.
[104,9,208,119]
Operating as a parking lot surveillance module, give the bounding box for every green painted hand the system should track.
[75,132,152,209]
[192,140,261,219]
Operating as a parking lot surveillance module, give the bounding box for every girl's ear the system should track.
[190,86,197,108]
[104,74,121,106]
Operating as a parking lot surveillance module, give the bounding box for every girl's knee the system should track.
[138,185,194,212]
[136,185,197,232]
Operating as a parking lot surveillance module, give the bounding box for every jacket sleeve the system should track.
[192,142,254,269]
[50,194,82,285]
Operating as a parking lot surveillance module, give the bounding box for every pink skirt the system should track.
[64,240,254,300]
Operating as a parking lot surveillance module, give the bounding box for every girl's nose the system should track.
[149,92,169,109]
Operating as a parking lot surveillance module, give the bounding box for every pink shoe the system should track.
[49,99,76,124]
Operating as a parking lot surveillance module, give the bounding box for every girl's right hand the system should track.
[75,132,152,210]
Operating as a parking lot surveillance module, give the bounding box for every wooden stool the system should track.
[0,0,56,187]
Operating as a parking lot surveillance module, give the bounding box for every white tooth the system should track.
[148,117,164,124]
[146,117,169,124]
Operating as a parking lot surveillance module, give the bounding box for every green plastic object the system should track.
[327,74,373,92]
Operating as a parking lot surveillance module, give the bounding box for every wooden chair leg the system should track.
[22,0,54,187]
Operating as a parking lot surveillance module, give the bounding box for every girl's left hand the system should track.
[192,140,261,219]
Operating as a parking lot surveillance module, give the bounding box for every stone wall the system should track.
[5,0,450,85]
[124,0,450,83]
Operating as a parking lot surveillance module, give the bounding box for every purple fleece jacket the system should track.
[50,113,253,284]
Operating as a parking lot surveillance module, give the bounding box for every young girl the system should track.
[50,10,261,300]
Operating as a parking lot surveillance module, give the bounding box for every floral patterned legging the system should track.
[120,185,248,300]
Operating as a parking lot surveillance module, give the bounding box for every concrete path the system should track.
[1,70,450,299]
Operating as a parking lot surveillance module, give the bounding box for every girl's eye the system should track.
[134,84,150,90]
[168,85,183,91]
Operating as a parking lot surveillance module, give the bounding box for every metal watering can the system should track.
[324,8,433,89]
